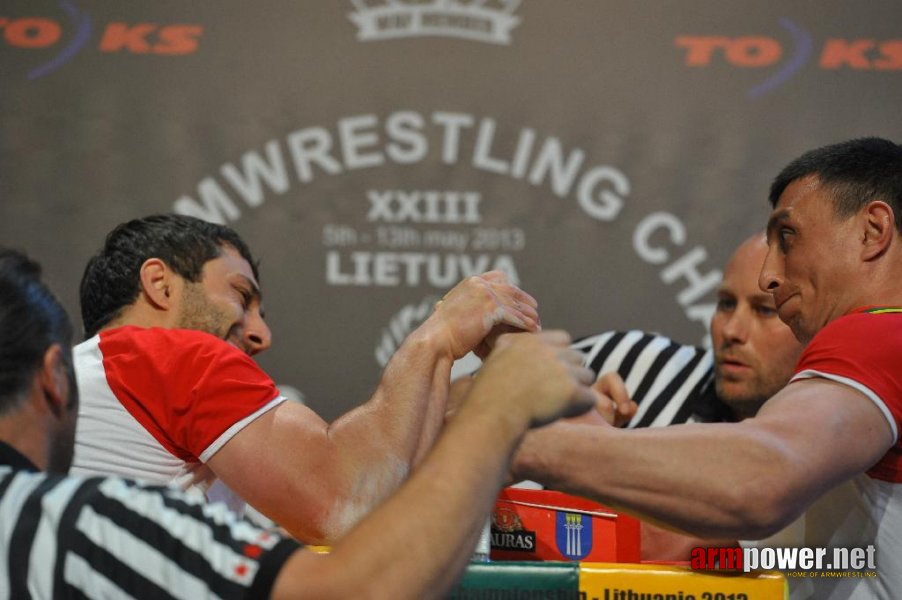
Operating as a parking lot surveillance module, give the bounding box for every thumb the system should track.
[593,372,637,427]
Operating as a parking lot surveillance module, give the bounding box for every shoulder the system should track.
[801,310,902,363]
[97,326,264,372]
[793,309,902,456]
[93,326,277,408]
[99,326,236,354]
[814,308,902,339]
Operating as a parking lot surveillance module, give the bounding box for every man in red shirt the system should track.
[513,137,902,599]
[72,214,541,544]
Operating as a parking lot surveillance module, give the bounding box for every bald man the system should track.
[568,234,804,559]
[575,233,803,429]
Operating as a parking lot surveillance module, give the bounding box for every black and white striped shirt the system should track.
[573,330,732,427]
[0,444,299,599]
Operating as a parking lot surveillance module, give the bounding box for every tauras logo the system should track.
[491,530,536,551]
[348,0,521,45]
[491,506,536,552]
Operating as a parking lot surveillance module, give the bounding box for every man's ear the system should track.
[38,344,68,419]
[861,201,895,261]
[139,258,175,310]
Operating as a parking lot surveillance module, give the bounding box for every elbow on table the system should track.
[262,491,349,545]
[281,488,380,545]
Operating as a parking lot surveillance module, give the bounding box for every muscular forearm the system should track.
[380,322,456,465]
[513,422,815,539]
[228,326,461,544]
[334,324,454,458]
[307,326,454,539]
[514,381,895,540]
[249,263,534,544]
[273,388,530,599]
[334,270,540,471]
[271,330,597,596]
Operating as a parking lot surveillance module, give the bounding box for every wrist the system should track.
[509,426,568,484]
[457,378,533,441]
[406,313,457,361]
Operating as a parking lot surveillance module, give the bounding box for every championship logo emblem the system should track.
[555,511,592,560]
[348,0,522,45]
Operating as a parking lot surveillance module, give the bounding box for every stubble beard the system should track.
[176,283,232,341]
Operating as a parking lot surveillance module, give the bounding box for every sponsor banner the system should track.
[1,1,899,420]
[490,488,640,563]
[579,563,787,600]
[691,544,878,577]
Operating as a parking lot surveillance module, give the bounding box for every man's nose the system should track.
[758,248,783,293]
[242,313,272,355]
[721,308,749,344]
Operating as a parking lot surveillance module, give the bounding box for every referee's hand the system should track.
[566,371,637,427]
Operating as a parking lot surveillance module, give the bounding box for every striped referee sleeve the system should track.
[573,330,714,428]
[0,468,299,599]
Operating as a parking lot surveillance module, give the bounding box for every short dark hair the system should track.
[769,137,902,233]
[0,249,74,414]
[79,214,259,338]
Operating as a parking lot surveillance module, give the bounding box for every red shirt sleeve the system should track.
[792,311,902,481]
[99,327,281,462]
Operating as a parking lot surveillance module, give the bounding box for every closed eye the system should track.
[716,296,736,312]
[234,286,253,309]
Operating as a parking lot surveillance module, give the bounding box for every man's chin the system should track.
[713,368,748,386]
[783,316,813,345]
[717,387,767,418]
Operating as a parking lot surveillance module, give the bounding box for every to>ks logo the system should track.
[676,18,902,98]
[2,0,203,80]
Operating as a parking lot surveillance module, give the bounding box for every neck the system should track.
[105,302,174,332]
[0,411,48,471]
[846,250,902,312]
